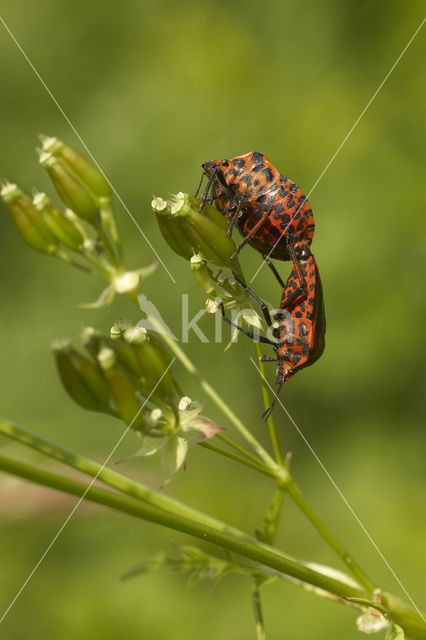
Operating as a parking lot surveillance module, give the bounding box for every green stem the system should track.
[146,312,278,471]
[0,454,365,599]
[252,580,266,640]
[216,432,266,465]
[261,487,284,545]
[95,220,120,269]
[54,251,94,274]
[100,202,124,263]
[253,347,375,593]
[0,418,237,534]
[198,441,277,479]
[1,454,424,639]
[254,342,285,467]
[285,478,376,593]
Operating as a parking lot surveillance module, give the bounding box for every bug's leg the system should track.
[231,272,273,327]
[219,302,276,345]
[276,285,307,315]
[194,171,205,198]
[199,169,218,210]
[199,166,226,210]
[263,256,285,288]
[260,356,277,362]
[229,206,272,260]
[226,192,247,237]
[287,243,308,297]
[261,383,284,421]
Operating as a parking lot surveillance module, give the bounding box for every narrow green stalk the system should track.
[54,251,94,274]
[285,478,376,593]
[146,313,278,470]
[0,454,365,599]
[253,345,375,593]
[254,342,285,467]
[100,202,124,263]
[2,453,425,639]
[0,418,240,534]
[95,220,120,269]
[261,487,284,545]
[252,580,266,640]
[216,432,267,465]
[198,441,277,479]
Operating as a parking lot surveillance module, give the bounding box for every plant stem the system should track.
[0,454,365,599]
[0,418,239,534]
[254,342,285,467]
[198,441,277,479]
[145,311,278,471]
[285,478,376,593]
[100,202,124,263]
[95,220,120,269]
[261,487,284,545]
[253,346,375,593]
[252,580,266,640]
[2,453,425,639]
[216,432,267,465]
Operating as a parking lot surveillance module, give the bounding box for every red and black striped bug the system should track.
[219,247,325,417]
[198,151,315,295]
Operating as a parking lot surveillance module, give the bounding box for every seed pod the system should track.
[82,326,141,380]
[191,254,215,294]
[123,327,176,404]
[39,135,112,206]
[33,191,84,251]
[52,340,113,414]
[152,192,240,268]
[1,181,59,254]
[39,151,99,224]
[97,347,143,428]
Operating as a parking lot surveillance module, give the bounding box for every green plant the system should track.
[0,138,424,640]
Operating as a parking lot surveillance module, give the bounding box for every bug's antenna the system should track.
[261,383,283,421]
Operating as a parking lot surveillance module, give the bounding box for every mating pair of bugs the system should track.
[196,151,326,416]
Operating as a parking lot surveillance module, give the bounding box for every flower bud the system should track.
[32,191,84,251]
[39,135,111,206]
[123,326,176,404]
[52,340,113,414]
[152,192,239,268]
[39,151,99,223]
[1,181,59,254]
[97,347,143,428]
[190,254,215,294]
[82,326,140,379]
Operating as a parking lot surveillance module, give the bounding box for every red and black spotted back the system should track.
[275,253,325,384]
[202,151,315,261]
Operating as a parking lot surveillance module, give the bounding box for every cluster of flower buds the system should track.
[53,324,222,476]
[38,135,112,227]
[1,136,156,307]
[152,193,265,337]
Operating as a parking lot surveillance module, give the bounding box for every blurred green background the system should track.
[0,1,425,638]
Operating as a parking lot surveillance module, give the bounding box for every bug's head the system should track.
[201,160,219,176]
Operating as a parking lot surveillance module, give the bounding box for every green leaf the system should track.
[161,435,188,477]
[79,283,115,309]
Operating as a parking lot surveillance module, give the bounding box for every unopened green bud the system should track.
[152,192,239,268]
[33,191,84,251]
[190,254,215,294]
[39,151,99,224]
[52,340,113,414]
[1,181,59,254]
[97,347,143,428]
[39,136,112,206]
[82,326,140,378]
[123,327,175,403]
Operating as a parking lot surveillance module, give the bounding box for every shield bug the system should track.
[198,151,315,295]
[219,247,325,417]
